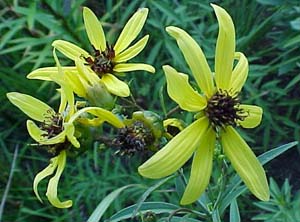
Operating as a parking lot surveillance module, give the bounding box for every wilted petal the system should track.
[101,73,130,97]
[238,105,263,128]
[163,65,207,112]
[83,7,106,51]
[221,127,269,201]
[64,68,86,97]
[166,26,214,97]
[46,151,73,208]
[114,8,148,54]
[75,58,99,85]
[212,4,235,90]
[7,92,54,122]
[231,52,248,94]
[114,63,155,73]
[180,128,215,205]
[33,156,58,202]
[52,40,90,61]
[64,123,80,148]
[114,35,149,62]
[138,117,209,179]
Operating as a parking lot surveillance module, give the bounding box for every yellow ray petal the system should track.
[231,52,248,94]
[221,127,269,201]
[7,92,54,122]
[114,8,149,54]
[166,26,214,97]
[68,107,124,128]
[33,156,58,203]
[211,4,235,90]
[64,123,80,148]
[238,105,263,128]
[101,73,130,97]
[46,151,73,208]
[180,128,215,205]
[138,117,210,179]
[163,65,207,112]
[52,40,90,61]
[83,7,106,51]
[64,68,86,98]
[114,35,149,62]
[27,67,77,81]
[75,58,99,85]
[113,63,155,73]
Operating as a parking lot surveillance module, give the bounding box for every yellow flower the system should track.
[138,4,269,205]
[7,54,124,208]
[52,7,155,97]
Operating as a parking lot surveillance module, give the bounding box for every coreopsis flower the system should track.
[52,7,155,97]
[7,56,124,208]
[138,4,269,205]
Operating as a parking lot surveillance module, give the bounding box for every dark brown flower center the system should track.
[205,90,247,130]
[113,121,154,156]
[40,110,64,139]
[84,43,115,77]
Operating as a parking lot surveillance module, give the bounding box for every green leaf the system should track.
[108,202,179,222]
[230,198,240,222]
[87,184,139,222]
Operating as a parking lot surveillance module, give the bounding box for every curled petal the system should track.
[69,107,124,128]
[231,52,248,94]
[166,26,214,97]
[180,128,215,205]
[101,73,130,97]
[211,4,235,90]
[75,58,100,85]
[52,40,90,61]
[64,123,80,148]
[221,127,269,201]
[46,151,73,208]
[163,65,207,112]
[113,63,155,73]
[33,156,58,203]
[138,117,210,179]
[64,68,87,98]
[7,92,54,122]
[83,7,106,51]
[114,35,149,62]
[114,8,149,54]
[239,105,263,128]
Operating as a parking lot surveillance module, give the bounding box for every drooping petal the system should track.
[68,107,124,128]
[64,123,80,148]
[166,26,214,97]
[33,156,58,203]
[7,92,55,122]
[113,63,155,73]
[211,4,235,90]
[180,128,215,205]
[27,120,66,145]
[46,150,73,208]
[114,35,149,62]
[221,127,269,201]
[138,117,210,179]
[163,65,207,112]
[64,68,87,98]
[83,7,106,51]
[238,105,263,128]
[101,73,130,97]
[231,52,248,94]
[75,58,100,86]
[52,40,90,61]
[27,67,77,81]
[114,8,149,54]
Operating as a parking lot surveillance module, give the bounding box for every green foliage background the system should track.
[1,0,300,221]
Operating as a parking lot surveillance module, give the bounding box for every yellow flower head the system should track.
[7,53,124,208]
[52,7,155,97]
[138,4,269,205]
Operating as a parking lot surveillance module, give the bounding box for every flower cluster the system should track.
[7,4,269,208]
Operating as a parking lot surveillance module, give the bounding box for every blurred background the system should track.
[1,0,300,221]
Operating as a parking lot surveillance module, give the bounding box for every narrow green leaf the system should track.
[229,198,240,222]
[87,184,139,222]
